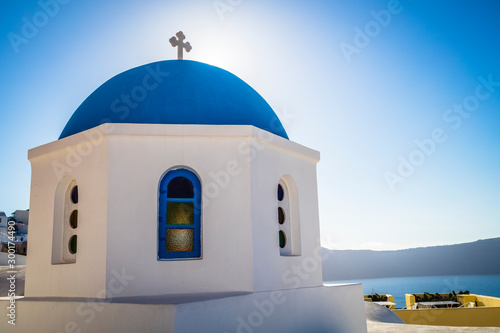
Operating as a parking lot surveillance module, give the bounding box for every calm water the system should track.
[327,274,500,309]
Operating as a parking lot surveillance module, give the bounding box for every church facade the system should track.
[2,59,367,332]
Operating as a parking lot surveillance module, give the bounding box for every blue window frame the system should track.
[158,169,201,259]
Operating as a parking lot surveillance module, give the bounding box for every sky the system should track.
[1,0,500,250]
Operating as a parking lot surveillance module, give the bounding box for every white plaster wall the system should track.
[249,133,323,292]
[176,284,367,333]
[24,124,322,298]
[25,130,109,298]
[0,284,367,333]
[104,126,254,297]
[0,299,177,333]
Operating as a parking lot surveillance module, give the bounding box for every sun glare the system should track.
[190,27,257,83]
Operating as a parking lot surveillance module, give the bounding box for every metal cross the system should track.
[169,31,192,60]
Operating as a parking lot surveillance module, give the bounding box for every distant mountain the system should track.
[322,237,500,281]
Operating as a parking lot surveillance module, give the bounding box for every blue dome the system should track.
[59,60,288,139]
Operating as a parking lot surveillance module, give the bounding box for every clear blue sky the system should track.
[1,0,499,250]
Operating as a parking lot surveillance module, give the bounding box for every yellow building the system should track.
[364,294,396,310]
[393,293,500,327]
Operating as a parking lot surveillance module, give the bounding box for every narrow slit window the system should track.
[52,177,78,264]
[277,176,301,256]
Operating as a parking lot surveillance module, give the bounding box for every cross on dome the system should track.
[169,31,192,60]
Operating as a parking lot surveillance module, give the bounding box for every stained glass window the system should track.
[278,177,302,256]
[166,229,194,252]
[277,184,284,201]
[70,210,78,229]
[167,177,194,198]
[278,207,285,225]
[279,231,286,249]
[52,178,78,264]
[71,186,78,204]
[69,235,77,254]
[158,169,201,259]
[166,202,194,225]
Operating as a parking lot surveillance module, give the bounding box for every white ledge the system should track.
[28,124,320,161]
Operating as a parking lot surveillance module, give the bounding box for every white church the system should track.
[1,33,367,332]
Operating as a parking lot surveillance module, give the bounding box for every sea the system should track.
[327,274,500,309]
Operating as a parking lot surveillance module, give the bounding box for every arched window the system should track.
[52,176,78,264]
[277,176,301,256]
[158,169,201,259]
